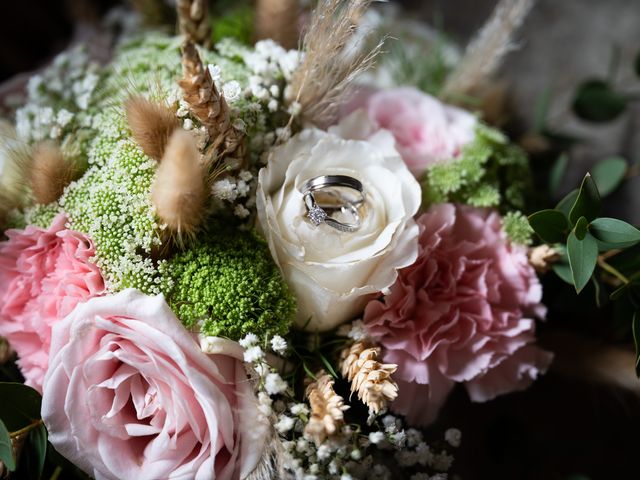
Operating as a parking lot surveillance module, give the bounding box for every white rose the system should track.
[257,111,421,331]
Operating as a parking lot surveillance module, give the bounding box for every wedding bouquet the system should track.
[4,0,635,478]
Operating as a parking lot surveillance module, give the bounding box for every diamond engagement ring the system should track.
[301,175,365,233]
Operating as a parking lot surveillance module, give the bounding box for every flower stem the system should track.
[597,256,630,284]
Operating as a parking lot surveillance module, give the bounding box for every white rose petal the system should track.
[256,111,421,331]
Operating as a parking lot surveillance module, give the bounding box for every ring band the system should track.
[301,175,365,233]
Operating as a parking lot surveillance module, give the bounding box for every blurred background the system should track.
[0,1,639,478]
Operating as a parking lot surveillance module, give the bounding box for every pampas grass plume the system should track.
[30,142,76,205]
[151,129,206,241]
[126,95,180,161]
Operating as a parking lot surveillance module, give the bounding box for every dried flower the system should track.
[528,244,560,273]
[30,142,77,204]
[125,96,180,161]
[177,0,211,46]
[304,372,349,446]
[340,342,398,414]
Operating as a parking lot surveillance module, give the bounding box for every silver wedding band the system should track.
[302,175,365,233]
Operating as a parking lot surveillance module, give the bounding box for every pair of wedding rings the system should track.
[302,175,365,233]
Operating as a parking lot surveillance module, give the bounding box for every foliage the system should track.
[163,227,296,340]
[423,123,530,212]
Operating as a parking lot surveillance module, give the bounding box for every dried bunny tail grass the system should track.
[177,0,211,46]
[255,0,300,50]
[151,129,207,244]
[30,142,78,205]
[125,95,180,161]
[290,0,383,126]
[246,432,288,480]
[304,371,349,446]
[441,0,535,99]
[179,40,245,165]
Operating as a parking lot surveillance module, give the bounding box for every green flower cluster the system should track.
[162,228,295,340]
[502,211,534,246]
[423,123,531,212]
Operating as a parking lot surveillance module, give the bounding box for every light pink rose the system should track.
[363,204,552,426]
[42,289,268,480]
[343,87,477,175]
[0,213,104,391]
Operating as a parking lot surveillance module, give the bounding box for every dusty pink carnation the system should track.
[363,203,552,426]
[0,213,104,391]
[343,86,477,175]
[42,289,268,480]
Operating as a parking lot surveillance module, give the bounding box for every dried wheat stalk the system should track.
[304,371,349,446]
[177,0,211,46]
[340,342,398,414]
[290,0,383,126]
[441,0,535,99]
[178,40,244,165]
[255,0,300,50]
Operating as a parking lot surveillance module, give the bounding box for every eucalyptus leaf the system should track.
[552,260,574,285]
[590,217,640,248]
[0,418,15,472]
[574,216,589,240]
[20,422,47,480]
[556,189,579,218]
[591,157,627,196]
[528,209,568,243]
[568,174,601,225]
[549,153,569,197]
[567,231,599,293]
[0,383,42,432]
[572,79,627,123]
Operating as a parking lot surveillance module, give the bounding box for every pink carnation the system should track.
[0,213,104,391]
[42,289,268,480]
[363,204,552,426]
[344,87,477,175]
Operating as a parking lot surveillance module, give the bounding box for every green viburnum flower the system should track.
[162,227,295,340]
[423,123,531,212]
[502,211,534,246]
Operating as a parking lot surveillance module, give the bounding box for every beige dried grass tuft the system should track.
[125,95,180,161]
[254,0,300,50]
[30,143,77,205]
[151,129,207,242]
[178,40,245,166]
[177,0,211,47]
[441,0,535,100]
[304,371,349,446]
[290,0,383,126]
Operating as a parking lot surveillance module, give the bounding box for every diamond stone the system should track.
[307,205,327,226]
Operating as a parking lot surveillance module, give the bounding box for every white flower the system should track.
[223,81,242,102]
[270,335,288,354]
[239,333,259,348]
[265,372,288,395]
[444,428,461,448]
[183,118,194,130]
[256,111,421,331]
[212,178,238,201]
[316,444,331,460]
[234,204,251,219]
[290,403,309,416]
[56,109,74,127]
[275,415,296,433]
[207,64,222,83]
[368,431,385,445]
[243,345,264,363]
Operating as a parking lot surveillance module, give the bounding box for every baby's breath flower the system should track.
[265,372,288,395]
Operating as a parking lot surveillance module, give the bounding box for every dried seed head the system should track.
[528,244,560,273]
[151,129,206,242]
[304,371,349,446]
[125,96,180,161]
[30,142,77,204]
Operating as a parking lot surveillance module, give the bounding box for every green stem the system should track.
[598,257,630,284]
[10,419,43,439]
[49,466,63,480]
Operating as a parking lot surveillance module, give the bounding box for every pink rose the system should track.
[363,204,552,426]
[42,289,268,480]
[344,87,476,175]
[0,213,104,391]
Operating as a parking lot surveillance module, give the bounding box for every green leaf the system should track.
[574,216,589,240]
[549,153,569,196]
[0,418,15,471]
[533,88,551,133]
[21,423,47,480]
[591,157,627,196]
[552,262,574,285]
[567,231,599,293]
[0,383,42,432]
[572,79,627,123]
[556,189,579,218]
[528,209,568,243]
[318,352,338,379]
[633,311,640,377]
[568,174,601,225]
[589,217,640,248]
